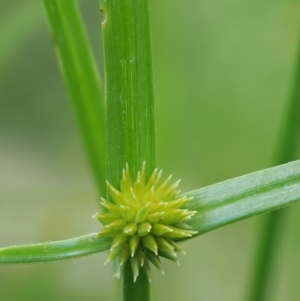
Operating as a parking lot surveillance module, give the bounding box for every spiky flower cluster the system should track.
[93,163,197,281]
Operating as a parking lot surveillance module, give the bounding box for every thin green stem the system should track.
[248,35,300,301]
[43,0,106,195]
[0,234,110,263]
[248,211,285,301]
[100,0,155,300]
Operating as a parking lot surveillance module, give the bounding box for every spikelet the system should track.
[94,162,197,282]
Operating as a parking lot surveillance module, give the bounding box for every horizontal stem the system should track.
[0,234,111,263]
[183,160,300,237]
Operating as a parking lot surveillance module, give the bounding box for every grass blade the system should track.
[248,37,300,301]
[0,234,110,263]
[42,0,106,195]
[182,160,300,236]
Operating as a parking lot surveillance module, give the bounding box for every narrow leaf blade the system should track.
[42,0,106,194]
[183,160,300,236]
[0,234,111,263]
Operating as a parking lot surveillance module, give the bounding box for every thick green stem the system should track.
[248,36,300,301]
[101,0,155,300]
[121,261,151,301]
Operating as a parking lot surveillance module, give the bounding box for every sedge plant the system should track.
[1,1,300,301]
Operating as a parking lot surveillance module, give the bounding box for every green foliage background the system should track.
[1,0,300,300]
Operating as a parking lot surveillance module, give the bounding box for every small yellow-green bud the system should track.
[111,233,128,250]
[147,212,161,224]
[119,244,130,266]
[93,213,117,225]
[123,223,137,236]
[137,222,152,236]
[95,163,197,282]
[146,250,164,274]
[158,249,180,265]
[156,236,174,253]
[122,206,136,222]
[129,235,140,257]
[137,246,146,267]
[166,239,186,255]
[105,245,123,264]
[135,204,149,224]
[130,255,140,282]
[104,219,126,232]
[151,224,173,236]
[142,234,158,255]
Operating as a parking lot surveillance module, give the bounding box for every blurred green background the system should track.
[1,0,300,300]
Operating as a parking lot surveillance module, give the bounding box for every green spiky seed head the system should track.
[93,162,197,282]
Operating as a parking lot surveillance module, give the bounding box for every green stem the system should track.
[248,211,286,301]
[100,0,155,300]
[121,261,151,301]
[0,234,110,263]
[248,36,300,301]
[43,0,106,195]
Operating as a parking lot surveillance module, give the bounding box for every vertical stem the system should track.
[248,35,300,301]
[248,210,285,301]
[100,0,155,300]
[122,261,151,301]
[43,0,106,195]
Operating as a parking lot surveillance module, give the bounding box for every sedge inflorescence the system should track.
[93,163,197,282]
